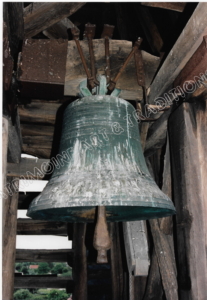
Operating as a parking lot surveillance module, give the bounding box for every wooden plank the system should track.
[24,2,86,38]
[43,18,79,39]
[123,221,149,276]
[17,218,68,236]
[148,2,207,104]
[14,276,73,290]
[72,223,87,300]
[3,177,19,300]
[141,2,186,12]
[15,249,73,262]
[7,158,49,179]
[169,94,207,299]
[22,146,51,159]
[21,124,54,137]
[22,136,53,149]
[65,40,160,100]
[18,101,61,125]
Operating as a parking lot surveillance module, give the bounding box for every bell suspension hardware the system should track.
[71,27,96,90]
[84,23,99,87]
[101,24,115,84]
[107,37,143,93]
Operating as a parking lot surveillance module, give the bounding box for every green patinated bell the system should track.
[27,94,176,222]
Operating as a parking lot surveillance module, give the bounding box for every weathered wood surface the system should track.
[109,223,126,300]
[21,124,54,137]
[16,249,73,262]
[134,5,163,54]
[2,117,9,200]
[22,146,51,159]
[72,223,87,300]
[148,2,207,104]
[141,2,186,12]
[159,136,173,235]
[174,35,207,88]
[7,113,22,163]
[3,177,19,300]
[24,2,85,38]
[149,219,178,300]
[18,101,61,125]
[144,107,172,157]
[169,93,207,299]
[17,218,68,236]
[3,2,24,57]
[65,40,160,100]
[143,249,163,300]
[7,158,49,179]
[123,221,149,276]
[14,276,73,290]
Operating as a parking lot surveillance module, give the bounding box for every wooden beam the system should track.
[144,107,172,157]
[2,117,9,224]
[17,218,68,236]
[174,35,207,88]
[43,18,79,39]
[141,2,186,13]
[72,224,87,300]
[15,249,73,262]
[169,94,207,298]
[148,2,207,104]
[123,221,149,276]
[65,40,160,100]
[7,158,49,179]
[24,2,85,38]
[3,177,19,300]
[14,275,73,290]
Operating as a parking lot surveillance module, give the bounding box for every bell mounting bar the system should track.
[101,24,115,83]
[108,37,143,93]
[71,27,96,90]
[84,23,99,87]
[134,41,147,104]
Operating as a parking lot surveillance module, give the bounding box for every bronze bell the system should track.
[27,95,176,222]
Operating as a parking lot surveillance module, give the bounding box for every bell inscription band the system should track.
[27,95,176,222]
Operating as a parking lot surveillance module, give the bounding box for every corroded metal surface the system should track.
[27,95,176,222]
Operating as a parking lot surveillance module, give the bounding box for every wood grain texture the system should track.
[169,94,207,299]
[16,249,73,262]
[14,276,73,290]
[8,158,49,179]
[65,40,160,100]
[3,177,19,300]
[72,223,87,300]
[141,2,186,12]
[148,2,207,104]
[24,2,85,37]
[17,218,68,236]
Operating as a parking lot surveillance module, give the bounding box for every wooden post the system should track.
[169,92,207,299]
[2,177,19,300]
[2,117,9,229]
[109,223,127,300]
[72,223,87,300]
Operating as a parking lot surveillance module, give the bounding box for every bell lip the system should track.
[27,205,176,222]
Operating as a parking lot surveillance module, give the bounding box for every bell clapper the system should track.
[93,206,111,264]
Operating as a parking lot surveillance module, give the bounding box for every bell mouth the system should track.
[27,205,175,223]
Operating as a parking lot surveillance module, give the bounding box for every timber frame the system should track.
[2,2,207,300]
